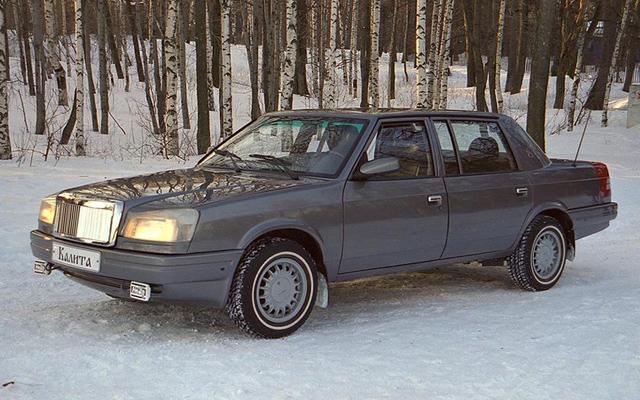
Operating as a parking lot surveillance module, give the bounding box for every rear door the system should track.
[431,118,532,258]
[340,119,448,273]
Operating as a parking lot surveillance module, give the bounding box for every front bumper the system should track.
[569,202,618,240]
[30,230,244,307]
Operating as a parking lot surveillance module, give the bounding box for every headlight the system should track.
[38,197,57,225]
[122,209,199,243]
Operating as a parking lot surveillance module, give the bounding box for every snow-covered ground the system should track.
[2,45,640,398]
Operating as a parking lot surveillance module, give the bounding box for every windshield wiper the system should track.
[249,154,299,180]
[213,149,242,172]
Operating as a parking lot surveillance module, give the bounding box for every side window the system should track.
[433,121,460,175]
[363,122,434,179]
[449,120,517,174]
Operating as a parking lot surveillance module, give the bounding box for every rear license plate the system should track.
[52,242,101,272]
[129,281,151,302]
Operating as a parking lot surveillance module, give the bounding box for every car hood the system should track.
[59,168,310,207]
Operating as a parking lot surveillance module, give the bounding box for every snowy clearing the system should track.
[1,118,639,399]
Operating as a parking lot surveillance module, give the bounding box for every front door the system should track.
[432,118,532,258]
[340,120,448,274]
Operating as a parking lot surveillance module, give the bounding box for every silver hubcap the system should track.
[532,230,563,281]
[255,257,308,324]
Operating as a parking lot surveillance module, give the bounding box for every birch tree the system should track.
[0,0,10,160]
[279,0,297,110]
[195,0,210,153]
[164,0,179,156]
[427,0,443,108]
[75,0,85,156]
[205,1,215,111]
[602,0,633,127]
[369,0,381,108]
[220,0,233,139]
[439,0,454,109]
[98,0,109,135]
[494,0,506,113]
[44,0,68,106]
[567,0,593,132]
[349,0,358,98]
[416,0,428,108]
[325,0,339,108]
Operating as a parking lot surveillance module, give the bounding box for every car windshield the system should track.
[198,116,368,177]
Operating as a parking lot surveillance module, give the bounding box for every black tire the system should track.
[507,215,568,291]
[226,237,317,338]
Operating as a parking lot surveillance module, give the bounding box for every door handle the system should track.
[427,195,443,206]
[516,187,528,196]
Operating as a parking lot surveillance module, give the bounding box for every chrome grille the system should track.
[54,198,120,245]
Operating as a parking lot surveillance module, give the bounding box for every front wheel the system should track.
[507,216,567,291]
[226,237,317,338]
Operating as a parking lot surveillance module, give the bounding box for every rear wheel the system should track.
[507,216,567,291]
[226,237,317,338]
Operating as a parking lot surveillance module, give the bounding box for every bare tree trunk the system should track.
[220,0,233,139]
[126,0,145,82]
[12,1,26,86]
[178,0,190,129]
[44,0,68,106]
[83,2,99,132]
[195,0,210,153]
[164,0,179,156]
[622,0,640,92]
[388,0,399,106]
[149,0,166,134]
[75,0,85,155]
[495,0,506,113]
[98,0,109,134]
[32,0,46,135]
[416,0,428,108]
[358,0,370,107]
[349,0,358,97]
[0,0,10,159]
[602,0,633,127]
[426,0,443,108]
[294,0,309,96]
[279,0,297,110]
[102,1,124,79]
[241,0,261,119]
[326,0,339,108]
[526,0,558,151]
[510,0,528,94]
[205,0,215,110]
[310,1,319,102]
[21,0,35,96]
[439,0,454,109]
[567,0,594,132]
[369,0,380,108]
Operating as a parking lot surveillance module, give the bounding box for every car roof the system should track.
[264,108,501,120]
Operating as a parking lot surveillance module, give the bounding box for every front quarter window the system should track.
[199,116,368,177]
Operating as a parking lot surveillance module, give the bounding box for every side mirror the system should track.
[359,157,400,176]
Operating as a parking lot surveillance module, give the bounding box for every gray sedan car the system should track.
[32,109,617,338]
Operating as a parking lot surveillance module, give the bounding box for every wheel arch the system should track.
[516,203,576,260]
[238,222,328,280]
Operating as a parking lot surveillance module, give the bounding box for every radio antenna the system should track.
[573,109,591,167]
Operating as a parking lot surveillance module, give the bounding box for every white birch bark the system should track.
[44,0,68,106]
[0,0,10,160]
[74,0,85,156]
[415,0,428,108]
[433,0,446,108]
[495,0,506,113]
[220,0,233,139]
[325,0,339,108]
[279,0,297,110]
[164,0,179,156]
[438,0,454,109]
[369,0,381,108]
[602,0,632,127]
[310,4,319,100]
[426,0,443,109]
[567,0,593,132]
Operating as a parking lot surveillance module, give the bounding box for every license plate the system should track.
[52,242,101,272]
[129,281,151,301]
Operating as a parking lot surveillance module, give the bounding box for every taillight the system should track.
[591,162,611,201]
